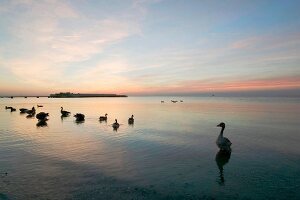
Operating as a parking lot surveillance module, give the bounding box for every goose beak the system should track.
[217,124,221,127]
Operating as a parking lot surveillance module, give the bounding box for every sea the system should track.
[0,96,299,200]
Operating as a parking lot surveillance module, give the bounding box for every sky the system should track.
[0,0,300,96]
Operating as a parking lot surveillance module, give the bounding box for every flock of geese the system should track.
[5,105,232,152]
[5,105,134,130]
[4,103,232,184]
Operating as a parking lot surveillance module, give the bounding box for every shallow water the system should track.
[0,97,299,199]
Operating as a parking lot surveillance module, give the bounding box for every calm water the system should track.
[0,97,299,200]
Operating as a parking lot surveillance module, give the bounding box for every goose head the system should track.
[217,122,225,128]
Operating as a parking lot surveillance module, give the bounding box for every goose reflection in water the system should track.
[215,150,231,185]
[36,120,48,127]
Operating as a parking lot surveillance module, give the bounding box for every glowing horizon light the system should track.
[0,0,299,96]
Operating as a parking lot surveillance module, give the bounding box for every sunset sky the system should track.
[0,0,299,96]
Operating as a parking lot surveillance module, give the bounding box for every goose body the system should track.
[99,113,108,121]
[74,113,85,121]
[19,108,28,113]
[36,112,49,121]
[26,107,36,115]
[112,119,120,129]
[216,122,232,152]
[128,115,134,124]
[61,107,71,116]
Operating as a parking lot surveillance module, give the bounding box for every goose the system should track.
[19,108,28,113]
[61,107,71,116]
[36,112,49,121]
[128,115,134,124]
[99,113,108,121]
[37,105,43,107]
[112,119,120,129]
[74,113,85,121]
[10,107,16,112]
[216,122,232,152]
[26,107,36,115]
[171,100,178,103]
[5,106,13,110]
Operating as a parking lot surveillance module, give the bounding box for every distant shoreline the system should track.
[0,93,128,98]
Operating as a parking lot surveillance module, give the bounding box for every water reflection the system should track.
[215,150,231,185]
[75,119,85,124]
[36,120,48,127]
[26,114,35,118]
[61,115,70,122]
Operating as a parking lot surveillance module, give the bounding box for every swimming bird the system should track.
[26,107,36,115]
[5,106,13,110]
[216,122,232,152]
[112,119,120,129]
[37,105,43,107]
[61,107,71,116]
[171,100,178,103]
[19,108,28,113]
[74,113,85,121]
[128,115,134,124]
[36,112,49,121]
[10,107,16,112]
[99,113,108,121]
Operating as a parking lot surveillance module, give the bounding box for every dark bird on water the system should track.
[19,108,28,113]
[216,122,232,152]
[36,112,49,121]
[128,115,134,124]
[112,119,120,129]
[37,105,43,107]
[74,113,85,121]
[5,106,13,110]
[99,113,108,121]
[61,107,71,116]
[26,107,36,115]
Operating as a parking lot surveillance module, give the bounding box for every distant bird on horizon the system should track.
[112,119,120,129]
[37,105,43,107]
[128,115,134,124]
[61,107,71,116]
[99,113,108,121]
[216,122,232,152]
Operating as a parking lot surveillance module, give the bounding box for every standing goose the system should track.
[99,113,108,121]
[61,107,71,116]
[112,119,120,129]
[128,115,134,124]
[216,122,232,152]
